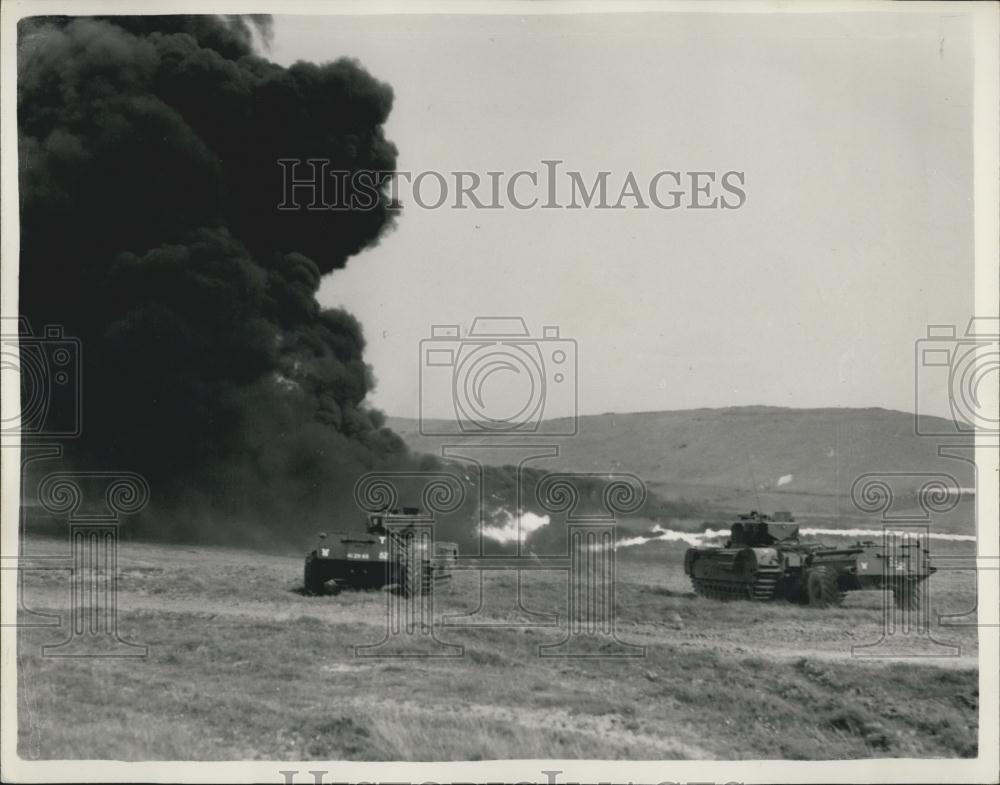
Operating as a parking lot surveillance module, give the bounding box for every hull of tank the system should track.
[305,532,458,596]
[682,515,935,608]
[684,545,786,601]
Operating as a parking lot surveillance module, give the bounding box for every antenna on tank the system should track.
[746,452,763,513]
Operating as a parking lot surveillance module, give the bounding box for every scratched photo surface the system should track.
[6,5,994,773]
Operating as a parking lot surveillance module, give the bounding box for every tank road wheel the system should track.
[893,579,923,611]
[805,566,842,608]
[304,556,325,596]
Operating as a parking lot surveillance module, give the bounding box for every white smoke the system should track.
[615,523,975,549]
[481,509,551,544]
[798,527,975,542]
[615,524,730,549]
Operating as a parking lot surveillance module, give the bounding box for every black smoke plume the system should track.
[18,15,407,544]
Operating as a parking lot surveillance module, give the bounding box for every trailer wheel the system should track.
[805,566,841,608]
[304,556,326,596]
[893,579,923,611]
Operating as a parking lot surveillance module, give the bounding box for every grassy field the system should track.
[15,533,980,761]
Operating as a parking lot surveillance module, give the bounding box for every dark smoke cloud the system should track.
[18,15,407,544]
[17,14,691,551]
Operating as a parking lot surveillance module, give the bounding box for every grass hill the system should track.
[388,407,975,532]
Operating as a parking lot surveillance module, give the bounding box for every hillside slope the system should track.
[388,407,974,524]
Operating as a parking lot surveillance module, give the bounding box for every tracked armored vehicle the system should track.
[304,507,458,596]
[683,511,935,609]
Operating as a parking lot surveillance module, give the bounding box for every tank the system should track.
[683,511,935,608]
[304,507,458,596]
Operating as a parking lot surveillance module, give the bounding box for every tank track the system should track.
[692,565,783,601]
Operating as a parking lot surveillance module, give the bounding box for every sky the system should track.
[268,11,974,422]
